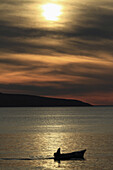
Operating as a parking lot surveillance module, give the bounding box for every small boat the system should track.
[54,148,86,160]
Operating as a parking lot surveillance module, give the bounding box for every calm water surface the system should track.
[0,107,113,169]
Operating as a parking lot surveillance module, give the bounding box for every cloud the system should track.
[0,0,113,104]
[0,78,113,105]
[0,54,113,94]
[0,2,113,57]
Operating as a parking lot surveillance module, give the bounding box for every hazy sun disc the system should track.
[42,3,62,21]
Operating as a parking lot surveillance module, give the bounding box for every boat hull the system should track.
[54,149,86,160]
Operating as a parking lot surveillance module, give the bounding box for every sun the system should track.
[42,3,62,21]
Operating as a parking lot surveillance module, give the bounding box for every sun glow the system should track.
[42,3,62,21]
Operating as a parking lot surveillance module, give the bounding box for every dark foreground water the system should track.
[0,107,113,169]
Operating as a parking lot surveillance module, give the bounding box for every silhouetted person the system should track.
[54,148,61,159]
[57,148,60,155]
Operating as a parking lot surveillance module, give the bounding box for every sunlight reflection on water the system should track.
[0,107,113,169]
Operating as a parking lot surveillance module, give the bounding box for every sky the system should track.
[0,0,113,105]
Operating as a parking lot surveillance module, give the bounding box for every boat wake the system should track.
[0,157,85,162]
[0,157,54,161]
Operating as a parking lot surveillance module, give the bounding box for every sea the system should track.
[0,107,113,170]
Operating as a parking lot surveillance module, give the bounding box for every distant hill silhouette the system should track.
[0,93,92,107]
